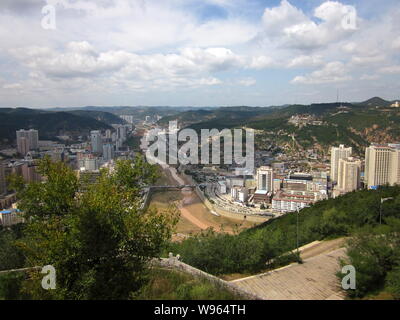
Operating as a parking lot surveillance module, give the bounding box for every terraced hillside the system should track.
[158,97,400,155]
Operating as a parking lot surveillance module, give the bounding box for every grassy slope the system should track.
[136,267,242,300]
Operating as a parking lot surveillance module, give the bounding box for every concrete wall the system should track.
[152,256,263,300]
[140,188,153,212]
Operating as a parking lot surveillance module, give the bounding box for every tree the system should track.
[338,219,400,298]
[386,267,400,299]
[14,155,178,300]
[0,224,25,271]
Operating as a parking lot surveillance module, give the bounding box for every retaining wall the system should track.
[152,256,263,300]
[183,173,269,224]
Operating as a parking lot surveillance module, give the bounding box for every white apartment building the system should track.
[330,144,352,183]
[272,190,327,212]
[337,157,361,193]
[256,166,274,192]
[365,143,400,189]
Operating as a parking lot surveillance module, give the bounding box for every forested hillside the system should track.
[0,108,114,145]
[158,98,400,155]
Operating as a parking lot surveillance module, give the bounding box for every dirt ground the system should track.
[150,166,258,237]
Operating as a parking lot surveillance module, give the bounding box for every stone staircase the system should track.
[230,248,347,300]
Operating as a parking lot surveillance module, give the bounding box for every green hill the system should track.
[358,97,392,108]
[0,108,113,145]
[159,97,400,155]
[66,110,124,125]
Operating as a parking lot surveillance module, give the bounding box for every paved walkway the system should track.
[231,248,347,300]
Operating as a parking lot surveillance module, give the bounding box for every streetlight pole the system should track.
[296,207,299,259]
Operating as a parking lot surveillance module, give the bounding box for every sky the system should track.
[0,0,399,107]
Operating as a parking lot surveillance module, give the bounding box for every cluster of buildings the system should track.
[391,101,399,108]
[80,124,132,172]
[204,141,400,215]
[0,123,135,225]
[16,129,39,156]
[207,164,328,214]
[288,115,325,128]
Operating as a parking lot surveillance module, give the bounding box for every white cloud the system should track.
[287,55,323,68]
[260,1,358,50]
[238,78,256,86]
[0,0,399,106]
[351,54,386,66]
[291,61,351,84]
[248,56,274,69]
[379,65,400,75]
[3,83,22,89]
[360,74,380,81]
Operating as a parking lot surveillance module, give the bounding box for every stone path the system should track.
[231,248,347,300]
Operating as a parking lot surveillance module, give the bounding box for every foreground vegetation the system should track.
[168,186,400,299]
[136,268,241,300]
[2,156,400,300]
[0,156,178,300]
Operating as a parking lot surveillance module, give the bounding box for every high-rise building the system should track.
[90,131,103,154]
[117,125,127,142]
[330,144,352,183]
[256,166,274,192]
[17,136,29,156]
[105,129,112,140]
[16,129,39,155]
[21,162,41,183]
[365,143,400,189]
[120,115,134,124]
[337,157,361,193]
[0,165,6,195]
[102,143,114,162]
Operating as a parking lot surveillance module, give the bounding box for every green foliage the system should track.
[386,267,400,299]
[338,219,400,299]
[136,268,240,300]
[159,101,400,156]
[0,108,112,143]
[9,156,178,300]
[0,224,25,271]
[0,272,30,300]
[170,186,400,277]
[125,136,142,152]
[66,110,124,125]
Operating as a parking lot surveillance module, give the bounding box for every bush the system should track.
[386,267,400,299]
[171,186,400,280]
[0,272,30,300]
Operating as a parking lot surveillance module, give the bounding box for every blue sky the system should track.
[0,0,399,107]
